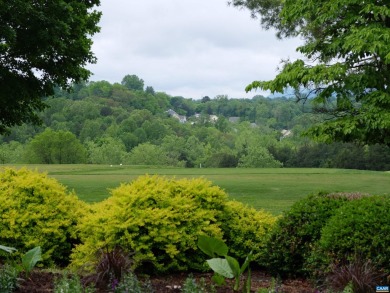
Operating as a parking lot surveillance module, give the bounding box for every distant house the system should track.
[229,117,240,123]
[166,109,187,123]
[166,109,177,117]
[177,115,187,123]
[209,115,218,122]
[281,129,293,139]
[193,113,218,123]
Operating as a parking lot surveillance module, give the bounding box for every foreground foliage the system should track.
[0,245,42,292]
[259,192,352,277]
[308,196,390,280]
[259,191,390,290]
[197,235,252,292]
[0,168,388,292]
[71,175,276,273]
[0,168,87,265]
[220,201,276,261]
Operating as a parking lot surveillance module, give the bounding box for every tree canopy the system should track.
[0,0,101,134]
[230,0,390,145]
[121,74,145,91]
[27,128,86,164]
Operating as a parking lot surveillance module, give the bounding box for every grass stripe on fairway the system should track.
[3,165,389,215]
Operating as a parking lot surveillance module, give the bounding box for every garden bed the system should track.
[14,270,316,293]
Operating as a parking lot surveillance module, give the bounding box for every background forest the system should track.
[1,74,389,170]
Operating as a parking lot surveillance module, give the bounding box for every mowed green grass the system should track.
[3,164,390,215]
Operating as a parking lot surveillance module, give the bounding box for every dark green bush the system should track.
[307,195,390,280]
[258,192,366,277]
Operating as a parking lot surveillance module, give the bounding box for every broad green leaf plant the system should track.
[0,245,42,276]
[20,247,42,276]
[197,235,252,292]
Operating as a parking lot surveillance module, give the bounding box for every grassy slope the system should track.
[3,164,389,214]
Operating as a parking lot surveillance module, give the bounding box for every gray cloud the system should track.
[87,0,302,99]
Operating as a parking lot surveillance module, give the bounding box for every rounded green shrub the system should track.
[259,192,366,277]
[307,195,390,278]
[0,168,87,266]
[220,201,277,262]
[71,175,277,273]
[72,175,227,273]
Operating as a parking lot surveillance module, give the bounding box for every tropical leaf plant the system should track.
[198,235,252,292]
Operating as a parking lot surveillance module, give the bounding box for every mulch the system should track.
[13,270,318,293]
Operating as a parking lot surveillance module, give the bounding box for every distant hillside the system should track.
[1,77,389,170]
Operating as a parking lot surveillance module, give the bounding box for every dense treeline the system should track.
[1,75,389,170]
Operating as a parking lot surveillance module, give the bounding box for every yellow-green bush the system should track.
[0,168,87,266]
[220,201,277,262]
[71,175,277,273]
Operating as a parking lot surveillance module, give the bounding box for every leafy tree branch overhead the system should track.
[0,0,101,134]
[230,0,390,145]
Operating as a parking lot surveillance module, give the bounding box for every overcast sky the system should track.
[87,0,303,99]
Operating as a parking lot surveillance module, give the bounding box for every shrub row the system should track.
[1,168,388,282]
[0,168,276,273]
[259,191,390,281]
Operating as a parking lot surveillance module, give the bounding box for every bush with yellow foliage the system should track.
[0,168,87,266]
[71,175,277,273]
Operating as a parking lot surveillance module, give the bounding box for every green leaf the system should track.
[22,246,42,273]
[0,245,17,254]
[243,268,252,293]
[206,258,234,278]
[197,235,228,257]
[240,251,253,274]
[225,255,240,277]
[211,273,226,286]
